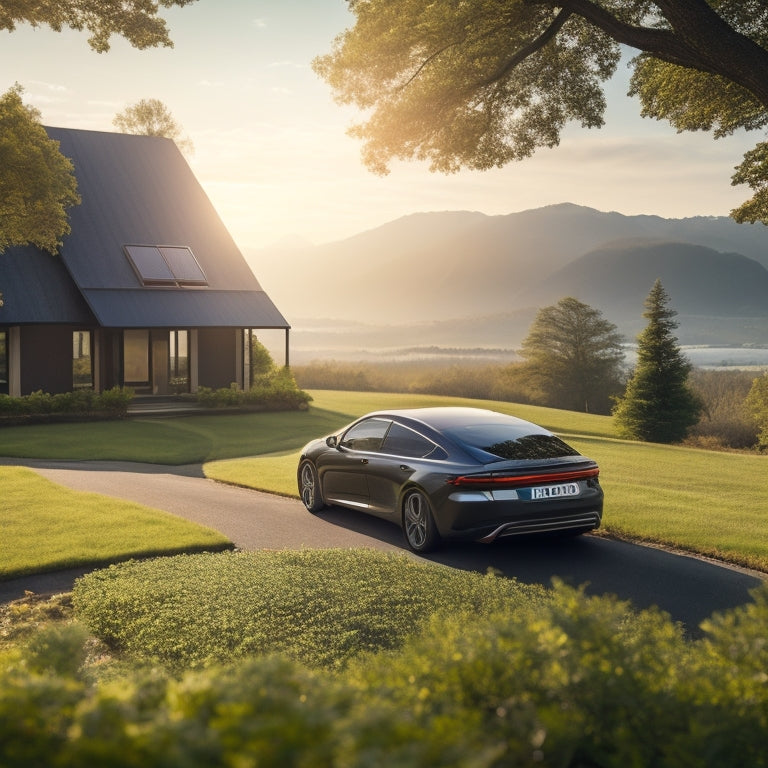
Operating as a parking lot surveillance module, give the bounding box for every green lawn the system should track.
[0,467,231,579]
[2,389,767,576]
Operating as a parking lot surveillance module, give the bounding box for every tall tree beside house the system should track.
[0,85,80,254]
[113,99,194,155]
[1,0,197,253]
[614,280,703,444]
[0,0,198,52]
[517,296,625,414]
[314,1,768,224]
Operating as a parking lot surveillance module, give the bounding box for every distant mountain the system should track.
[249,204,768,351]
[524,239,768,327]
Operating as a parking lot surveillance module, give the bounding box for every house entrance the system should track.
[122,329,188,395]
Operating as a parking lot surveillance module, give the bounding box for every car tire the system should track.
[298,460,325,513]
[402,489,440,553]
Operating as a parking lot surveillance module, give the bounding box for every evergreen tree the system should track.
[614,280,702,443]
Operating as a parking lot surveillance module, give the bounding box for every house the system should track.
[0,127,290,397]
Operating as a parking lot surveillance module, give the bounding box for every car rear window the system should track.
[445,424,580,461]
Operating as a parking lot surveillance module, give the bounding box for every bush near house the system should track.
[195,367,312,411]
[0,387,133,424]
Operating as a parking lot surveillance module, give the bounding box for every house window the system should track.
[124,244,207,286]
[72,331,93,390]
[124,329,150,385]
[0,330,7,395]
[169,330,189,393]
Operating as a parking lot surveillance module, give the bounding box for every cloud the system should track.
[268,60,306,70]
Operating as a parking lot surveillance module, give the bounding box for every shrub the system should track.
[0,387,133,424]
[5,580,768,766]
[688,369,758,449]
[195,369,311,411]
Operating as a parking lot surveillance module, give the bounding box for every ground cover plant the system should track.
[3,561,768,767]
[0,467,231,579]
[71,549,546,671]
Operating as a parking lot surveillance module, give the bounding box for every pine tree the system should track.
[614,280,702,443]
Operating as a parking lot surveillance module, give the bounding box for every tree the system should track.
[1,1,197,254]
[614,279,702,443]
[517,296,625,413]
[745,372,768,450]
[113,99,194,155]
[314,1,768,223]
[249,335,275,381]
[0,85,80,254]
[0,0,198,52]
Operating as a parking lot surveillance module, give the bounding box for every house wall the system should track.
[19,325,75,395]
[197,328,242,389]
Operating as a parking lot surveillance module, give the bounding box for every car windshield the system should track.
[444,424,580,461]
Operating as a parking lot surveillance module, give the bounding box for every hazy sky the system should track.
[0,0,759,250]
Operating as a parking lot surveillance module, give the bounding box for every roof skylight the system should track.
[124,244,207,287]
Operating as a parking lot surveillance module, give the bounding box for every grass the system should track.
[0,467,231,579]
[72,549,546,671]
[1,389,767,575]
[206,391,768,574]
[0,390,615,464]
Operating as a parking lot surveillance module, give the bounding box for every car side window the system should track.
[380,422,444,459]
[339,418,390,452]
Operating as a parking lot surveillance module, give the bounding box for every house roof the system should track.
[1,127,289,330]
[0,247,96,325]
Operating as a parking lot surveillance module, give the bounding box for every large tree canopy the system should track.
[314,0,768,223]
[0,85,80,255]
[517,296,625,413]
[113,98,194,155]
[0,0,198,52]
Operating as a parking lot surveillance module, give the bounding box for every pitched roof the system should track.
[1,127,289,329]
[0,247,96,325]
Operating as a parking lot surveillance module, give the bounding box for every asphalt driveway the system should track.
[1,458,764,637]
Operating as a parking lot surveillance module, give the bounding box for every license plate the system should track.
[523,482,580,500]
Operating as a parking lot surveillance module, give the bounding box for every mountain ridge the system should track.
[248,204,768,350]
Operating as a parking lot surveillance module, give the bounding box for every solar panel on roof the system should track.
[159,246,207,285]
[125,245,176,284]
[124,244,208,287]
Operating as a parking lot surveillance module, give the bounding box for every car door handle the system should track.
[361,458,369,465]
[400,464,412,471]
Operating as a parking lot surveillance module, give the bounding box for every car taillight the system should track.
[447,467,599,488]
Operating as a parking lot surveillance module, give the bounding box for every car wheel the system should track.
[402,490,440,553]
[298,460,324,513]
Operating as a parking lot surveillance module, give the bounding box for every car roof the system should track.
[363,407,548,434]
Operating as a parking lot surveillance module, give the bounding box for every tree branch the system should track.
[476,6,575,87]
[527,0,709,70]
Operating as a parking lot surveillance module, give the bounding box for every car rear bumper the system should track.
[433,487,603,542]
[474,510,601,542]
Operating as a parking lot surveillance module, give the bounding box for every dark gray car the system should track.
[297,406,604,553]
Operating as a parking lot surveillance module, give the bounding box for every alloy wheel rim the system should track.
[405,493,426,547]
[301,464,315,508]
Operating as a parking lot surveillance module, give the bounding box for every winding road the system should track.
[1,458,763,637]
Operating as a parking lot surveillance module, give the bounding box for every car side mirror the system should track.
[326,435,338,448]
